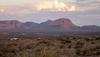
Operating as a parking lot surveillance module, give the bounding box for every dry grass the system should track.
[0,36,100,57]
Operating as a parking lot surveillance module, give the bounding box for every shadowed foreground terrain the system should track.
[0,36,100,57]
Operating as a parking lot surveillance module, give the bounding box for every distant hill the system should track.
[0,20,22,30]
[0,18,100,35]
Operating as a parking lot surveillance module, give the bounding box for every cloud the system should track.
[0,0,100,26]
[32,1,76,12]
[0,0,34,5]
[75,0,100,11]
[0,0,100,16]
[0,0,100,13]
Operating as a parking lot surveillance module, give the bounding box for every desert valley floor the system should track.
[0,36,100,57]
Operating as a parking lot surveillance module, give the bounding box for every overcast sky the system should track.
[0,0,100,26]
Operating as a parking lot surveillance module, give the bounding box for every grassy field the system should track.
[0,36,100,57]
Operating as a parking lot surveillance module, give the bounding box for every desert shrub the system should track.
[33,50,58,57]
[76,46,100,56]
[37,40,51,46]
[58,38,72,45]
[95,36,100,40]
[67,45,72,48]
[18,51,29,57]
[76,49,82,55]
[96,51,100,55]
[76,49,92,56]
[0,44,18,52]
[91,41,95,44]
[0,44,18,57]
[95,46,100,49]
[74,42,84,49]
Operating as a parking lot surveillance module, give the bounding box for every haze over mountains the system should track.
[0,18,100,35]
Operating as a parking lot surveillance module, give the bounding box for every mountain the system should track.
[41,18,75,30]
[78,25,100,32]
[0,20,22,30]
[0,18,100,35]
[22,22,39,29]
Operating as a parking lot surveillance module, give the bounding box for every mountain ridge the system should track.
[0,18,100,35]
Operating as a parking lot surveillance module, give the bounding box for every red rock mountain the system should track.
[41,18,75,29]
[0,18,100,34]
[0,20,22,30]
[0,18,75,30]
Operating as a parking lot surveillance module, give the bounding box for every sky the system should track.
[0,0,100,26]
